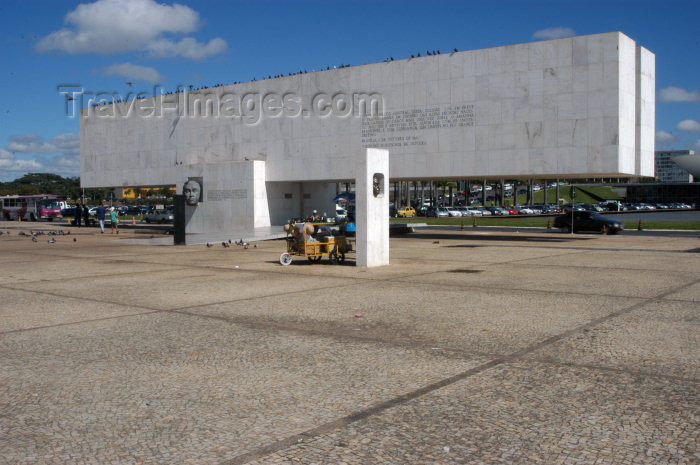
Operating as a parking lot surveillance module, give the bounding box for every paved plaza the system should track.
[1,224,698,464]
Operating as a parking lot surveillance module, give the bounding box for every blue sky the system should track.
[1,0,699,182]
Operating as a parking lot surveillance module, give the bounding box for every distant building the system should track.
[81,32,655,234]
[655,150,694,182]
[670,151,700,181]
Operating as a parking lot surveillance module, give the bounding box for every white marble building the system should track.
[80,31,654,233]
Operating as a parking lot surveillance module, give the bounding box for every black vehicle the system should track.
[554,211,624,234]
[61,206,79,217]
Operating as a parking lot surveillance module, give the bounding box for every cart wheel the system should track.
[280,253,292,266]
[336,251,345,264]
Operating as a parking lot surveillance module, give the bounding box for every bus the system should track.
[0,195,62,221]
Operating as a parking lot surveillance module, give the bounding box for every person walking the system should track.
[75,202,82,227]
[96,202,107,233]
[83,203,90,227]
[110,207,119,234]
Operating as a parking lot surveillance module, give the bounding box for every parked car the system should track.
[562,204,587,213]
[397,206,416,217]
[515,206,535,214]
[120,205,142,216]
[486,206,509,215]
[61,206,79,217]
[143,209,174,223]
[542,205,562,214]
[426,206,449,218]
[554,211,624,234]
[476,207,492,216]
[389,203,397,217]
[444,206,462,217]
[502,206,519,215]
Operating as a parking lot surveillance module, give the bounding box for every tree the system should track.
[0,173,80,198]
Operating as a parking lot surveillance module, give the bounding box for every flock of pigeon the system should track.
[4,230,260,248]
[207,238,257,250]
[8,230,76,243]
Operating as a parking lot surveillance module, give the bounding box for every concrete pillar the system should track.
[356,148,389,268]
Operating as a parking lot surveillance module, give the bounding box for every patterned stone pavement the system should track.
[0,225,698,464]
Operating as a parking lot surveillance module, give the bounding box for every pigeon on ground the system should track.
[47,238,55,244]
[31,236,37,242]
[73,238,77,242]
[222,242,229,247]
[433,240,440,244]
[206,242,213,248]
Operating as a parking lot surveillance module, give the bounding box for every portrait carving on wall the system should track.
[372,173,384,197]
[183,178,203,205]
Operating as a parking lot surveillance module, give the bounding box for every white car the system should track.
[445,207,462,217]
[465,207,483,216]
[476,207,492,216]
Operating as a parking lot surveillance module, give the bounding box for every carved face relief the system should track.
[372,173,384,197]
[183,179,202,205]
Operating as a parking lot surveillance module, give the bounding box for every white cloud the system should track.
[7,133,79,156]
[98,62,165,83]
[676,119,700,133]
[659,86,700,103]
[36,0,227,60]
[145,37,228,60]
[533,27,575,40]
[0,148,44,174]
[1,133,79,181]
[655,130,676,143]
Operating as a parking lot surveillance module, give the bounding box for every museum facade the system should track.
[80,31,655,233]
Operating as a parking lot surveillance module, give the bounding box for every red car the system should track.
[501,206,519,215]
